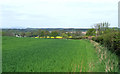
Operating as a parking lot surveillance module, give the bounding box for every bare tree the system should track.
[93,22,110,36]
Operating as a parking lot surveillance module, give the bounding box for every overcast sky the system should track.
[0,0,119,28]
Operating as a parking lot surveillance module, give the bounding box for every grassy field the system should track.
[2,36,119,72]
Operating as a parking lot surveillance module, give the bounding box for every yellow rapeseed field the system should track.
[35,36,72,39]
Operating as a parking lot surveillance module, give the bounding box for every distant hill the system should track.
[2,28,90,32]
[2,27,119,32]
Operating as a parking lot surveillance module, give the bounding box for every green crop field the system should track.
[2,36,119,72]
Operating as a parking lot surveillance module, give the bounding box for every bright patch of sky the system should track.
[0,0,119,28]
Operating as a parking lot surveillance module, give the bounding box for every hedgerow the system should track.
[92,31,120,56]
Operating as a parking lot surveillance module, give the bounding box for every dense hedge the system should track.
[92,31,120,56]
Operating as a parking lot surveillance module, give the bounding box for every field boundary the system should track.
[90,40,119,72]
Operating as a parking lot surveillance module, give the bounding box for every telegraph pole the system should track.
[118,1,120,28]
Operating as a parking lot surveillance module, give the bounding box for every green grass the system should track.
[91,40,119,72]
[2,36,119,72]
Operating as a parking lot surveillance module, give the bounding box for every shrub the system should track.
[93,31,120,56]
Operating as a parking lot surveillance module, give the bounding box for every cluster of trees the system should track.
[22,30,63,38]
[25,30,83,39]
[86,22,120,56]
[2,30,15,36]
[86,22,111,36]
[2,29,84,39]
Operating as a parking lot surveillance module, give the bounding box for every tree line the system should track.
[2,29,84,39]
